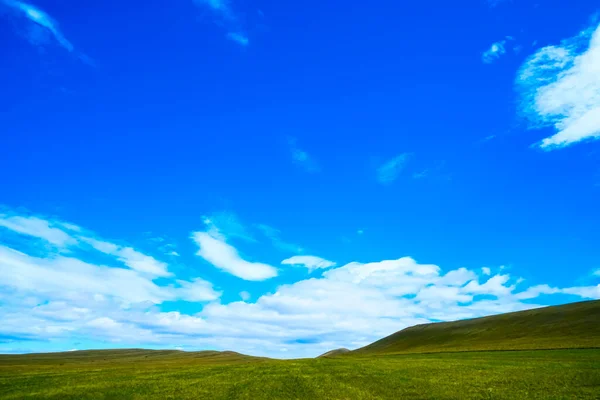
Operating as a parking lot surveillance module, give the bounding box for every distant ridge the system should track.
[0,349,260,364]
[317,348,350,358]
[353,300,600,355]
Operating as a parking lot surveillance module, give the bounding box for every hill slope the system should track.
[317,348,351,358]
[0,349,259,366]
[353,300,600,355]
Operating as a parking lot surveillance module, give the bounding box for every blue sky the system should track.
[0,0,599,358]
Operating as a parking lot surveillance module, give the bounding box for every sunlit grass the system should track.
[1,349,599,399]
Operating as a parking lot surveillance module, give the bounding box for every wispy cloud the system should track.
[227,32,249,46]
[411,160,449,181]
[288,137,320,173]
[516,21,600,149]
[193,0,249,46]
[203,212,305,256]
[412,170,429,180]
[486,0,508,7]
[480,134,497,143]
[1,0,73,51]
[0,210,221,305]
[81,237,172,278]
[203,212,256,243]
[281,255,337,272]
[194,0,231,14]
[482,40,507,63]
[239,291,250,301]
[377,153,411,184]
[482,36,519,64]
[0,214,77,247]
[192,230,277,281]
[255,224,304,254]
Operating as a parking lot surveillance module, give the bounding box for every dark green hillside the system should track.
[353,300,600,355]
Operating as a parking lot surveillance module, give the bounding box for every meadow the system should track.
[1,349,599,399]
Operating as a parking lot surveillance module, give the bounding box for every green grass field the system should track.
[1,301,599,399]
[1,349,599,399]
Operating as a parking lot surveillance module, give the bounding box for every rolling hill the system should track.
[317,348,351,358]
[0,349,260,367]
[352,300,600,355]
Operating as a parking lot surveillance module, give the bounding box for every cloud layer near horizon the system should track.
[0,210,598,358]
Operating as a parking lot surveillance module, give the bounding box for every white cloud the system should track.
[463,274,514,297]
[194,256,599,357]
[514,284,560,300]
[0,245,218,304]
[1,249,599,359]
[203,212,256,243]
[482,267,491,275]
[288,137,320,173]
[192,0,249,46]
[594,268,600,277]
[0,210,219,305]
[192,231,278,281]
[411,160,448,181]
[562,285,600,299]
[377,153,411,184]
[412,169,429,179]
[174,278,221,302]
[438,267,478,286]
[483,36,519,64]
[80,237,171,278]
[516,22,600,149]
[203,213,305,256]
[204,213,305,256]
[240,291,251,301]
[281,255,337,272]
[58,222,81,232]
[0,214,172,278]
[194,0,230,14]
[80,236,118,253]
[1,0,73,51]
[1,209,599,359]
[227,32,248,46]
[116,247,172,277]
[0,214,76,247]
[483,40,507,63]
[255,224,304,254]
[416,285,472,303]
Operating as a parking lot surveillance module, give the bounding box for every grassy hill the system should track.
[0,349,259,366]
[317,348,350,358]
[353,300,600,355]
